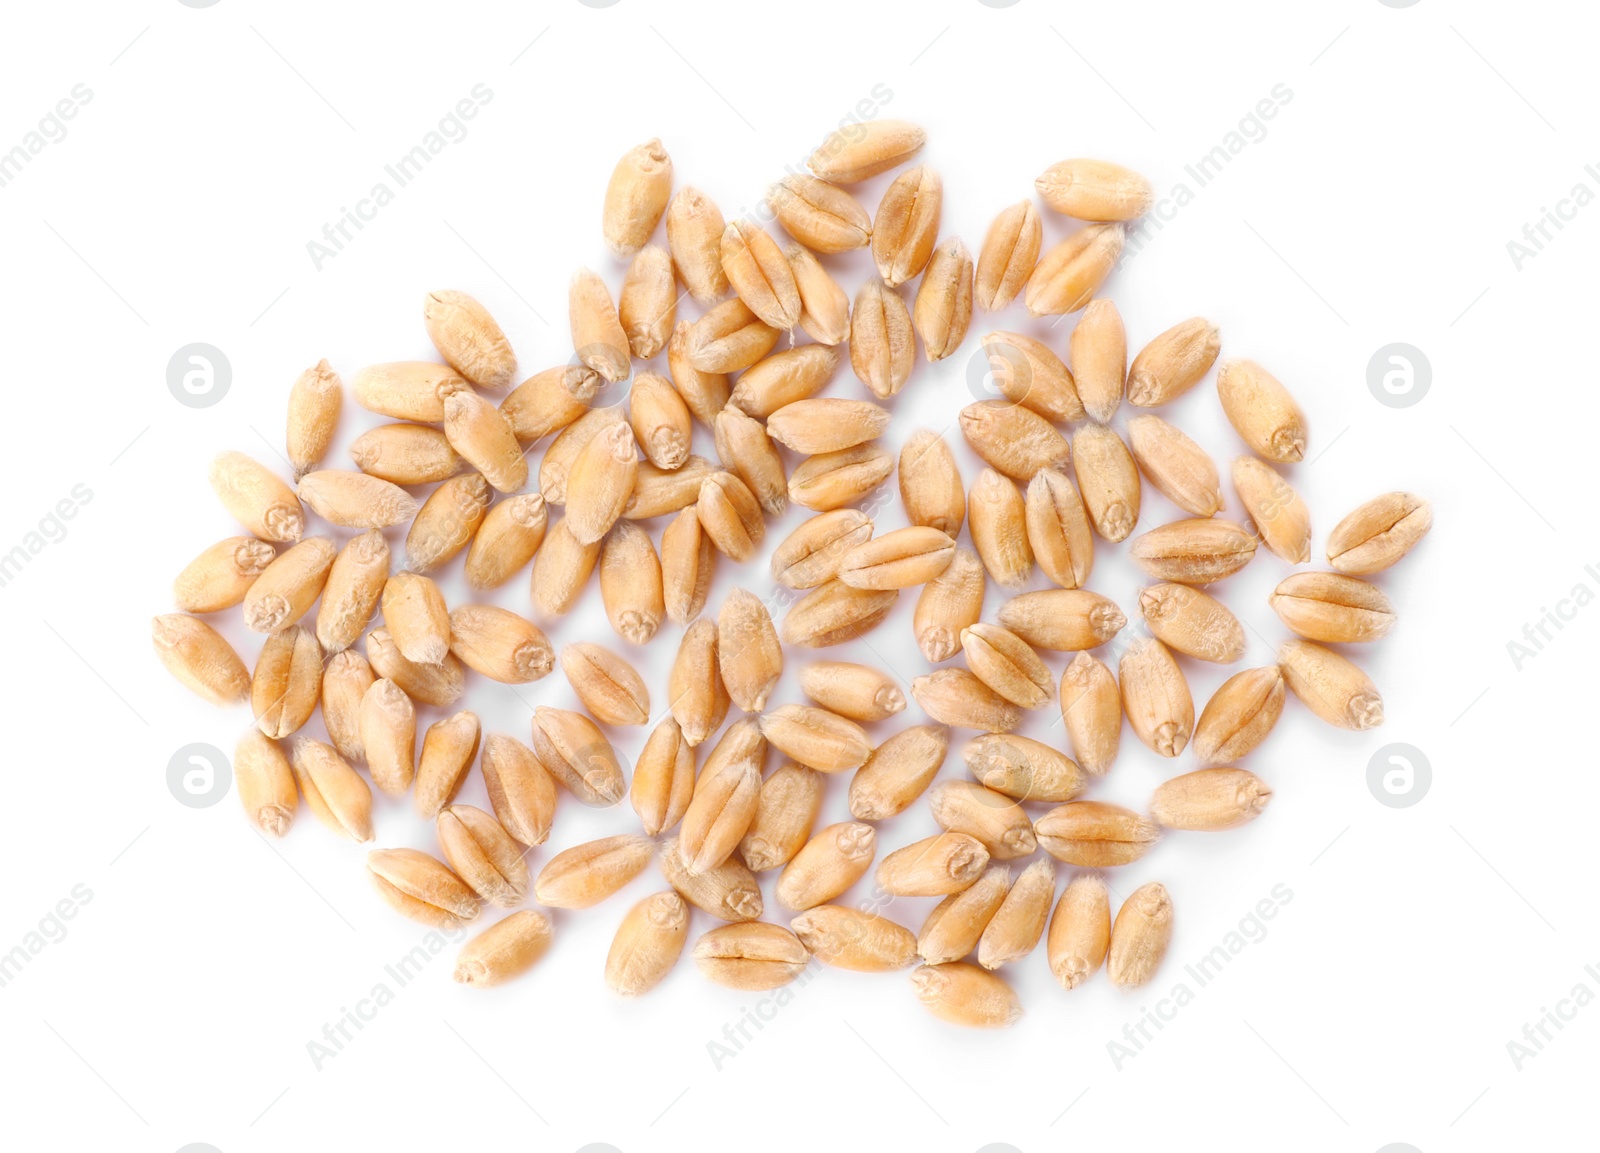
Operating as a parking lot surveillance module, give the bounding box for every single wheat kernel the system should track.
[1234,456,1311,563]
[872,164,942,286]
[808,118,926,183]
[975,200,1041,312]
[963,733,1087,804]
[321,651,374,763]
[1326,492,1432,575]
[290,738,373,843]
[911,236,973,360]
[251,625,322,739]
[415,711,481,819]
[660,505,716,625]
[1072,423,1141,542]
[480,732,557,846]
[665,186,729,303]
[911,669,1022,733]
[424,290,516,389]
[1119,636,1194,757]
[781,580,898,647]
[561,642,650,726]
[977,857,1055,970]
[918,865,1010,964]
[792,907,917,972]
[968,468,1033,589]
[1108,882,1173,988]
[848,724,950,821]
[602,138,672,257]
[531,706,625,806]
[438,803,528,906]
[1138,582,1246,663]
[1005,568,1109,649]
[297,469,417,529]
[693,922,810,991]
[662,835,764,921]
[173,536,277,615]
[914,546,985,662]
[381,570,450,665]
[850,279,916,399]
[368,848,480,929]
[606,892,689,995]
[351,362,468,422]
[360,677,416,796]
[1127,317,1220,407]
[910,962,1023,1028]
[899,429,965,536]
[714,405,788,517]
[960,401,1071,482]
[775,822,877,911]
[151,614,250,706]
[1047,874,1111,990]
[1035,158,1154,221]
[1269,572,1396,643]
[768,174,872,252]
[442,389,528,495]
[1217,358,1307,463]
[235,730,298,837]
[631,718,696,837]
[1126,413,1222,517]
[285,358,342,481]
[629,371,692,471]
[618,245,676,360]
[1070,298,1126,423]
[365,627,465,707]
[1060,653,1121,775]
[739,762,825,873]
[209,451,304,543]
[718,588,784,712]
[351,423,465,486]
[1023,223,1124,316]
[1150,768,1272,831]
[721,221,802,329]
[242,536,335,633]
[759,704,873,773]
[980,331,1084,423]
[500,365,597,444]
[1279,640,1384,730]
[455,910,553,988]
[787,444,895,511]
[406,472,490,573]
[569,268,632,384]
[534,835,654,909]
[564,423,639,546]
[798,661,906,722]
[1035,802,1160,868]
[929,780,1038,860]
[464,494,546,591]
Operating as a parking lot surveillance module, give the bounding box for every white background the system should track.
[0,1,1590,1150]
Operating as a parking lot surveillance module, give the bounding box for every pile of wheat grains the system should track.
[153,121,1431,1028]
